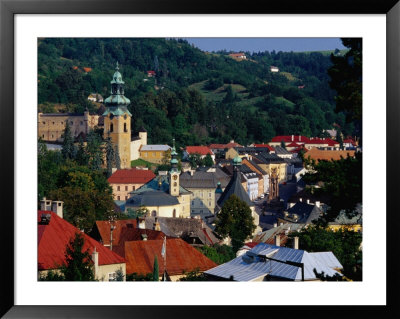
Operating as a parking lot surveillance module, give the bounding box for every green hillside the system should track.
[38,38,355,147]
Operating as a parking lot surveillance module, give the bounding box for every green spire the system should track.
[233,155,242,166]
[103,62,131,113]
[170,139,179,172]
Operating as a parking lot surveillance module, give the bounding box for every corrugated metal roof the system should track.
[309,252,343,269]
[205,243,342,281]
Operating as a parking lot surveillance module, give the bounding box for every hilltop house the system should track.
[139,144,171,164]
[183,146,215,162]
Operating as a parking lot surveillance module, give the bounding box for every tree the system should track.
[105,133,115,178]
[152,256,159,281]
[196,244,236,265]
[114,145,121,170]
[328,38,362,122]
[86,130,103,171]
[76,136,88,166]
[126,206,149,219]
[115,268,125,281]
[289,225,362,281]
[60,232,95,281]
[302,152,362,222]
[203,154,214,167]
[215,195,256,252]
[61,121,76,160]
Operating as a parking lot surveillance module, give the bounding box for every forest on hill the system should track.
[38,38,356,147]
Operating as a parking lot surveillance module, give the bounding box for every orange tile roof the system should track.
[95,219,138,246]
[107,168,155,184]
[304,149,356,163]
[83,67,92,72]
[185,146,213,156]
[38,211,125,270]
[123,238,217,276]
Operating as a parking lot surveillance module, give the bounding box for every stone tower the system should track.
[103,62,132,169]
[169,139,180,197]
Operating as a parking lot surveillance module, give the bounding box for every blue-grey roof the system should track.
[205,243,342,281]
[217,169,254,207]
[125,190,179,207]
[140,145,171,151]
[285,202,322,224]
[102,105,132,116]
[131,174,191,196]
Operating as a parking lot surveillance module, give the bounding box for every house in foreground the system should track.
[38,210,126,281]
[204,242,342,281]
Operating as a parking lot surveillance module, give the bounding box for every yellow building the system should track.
[38,111,99,142]
[253,153,288,183]
[139,145,171,164]
[125,141,191,218]
[102,62,132,169]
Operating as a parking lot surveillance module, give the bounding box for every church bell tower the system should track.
[169,139,180,197]
[103,62,132,169]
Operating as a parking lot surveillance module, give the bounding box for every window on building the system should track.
[42,134,44,138]
[143,152,147,157]
[200,202,203,206]
[132,186,135,191]
[152,210,157,217]
[209,192,212,198]
[51,134,53,138]
[152,152,156,157]
[192,201,194,206]
[173,209,176,218]
[52,122,55,125]
[61,122,63,125]
[125,186,128,191]
[117,186,120,191]
[200,210,203,213]
[117,196,120,200]
[209,201,211,206]
[124,123,127,132]
[125,196,128,200]
[43,121,45,124]
[70,121,73,125]
[108,272,116,281]
[110,123,114,132]
[80,121,83,125]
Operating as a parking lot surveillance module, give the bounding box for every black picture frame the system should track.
[1,0,399,317]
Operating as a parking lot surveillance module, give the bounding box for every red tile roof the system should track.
[107,168,155,184]
[209,142,243,149]
[38,211,125,271]
[286,142,302,148]
[147,70,156,75]
[253,144,274,151]
[271,136,309,143]
[83,67,92,73]
[123,238,217,276]
[209,144,226,149]
[224,142,243,148]
[306,137,338,146]
[95,219,138,246]
[185,146,214,156]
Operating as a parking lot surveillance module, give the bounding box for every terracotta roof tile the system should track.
[185,146,214,156]
[38,211,125,270]
[95,219,138,246]
[123,238,217,276]
[304,149,356,163]
[107,169,155,184]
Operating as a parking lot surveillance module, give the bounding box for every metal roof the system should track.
[140,145,171,151]
[126,190,179,207]
[205,243,342,281]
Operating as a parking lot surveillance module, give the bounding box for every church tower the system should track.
[169,139,180,197]
[103,62,132,169]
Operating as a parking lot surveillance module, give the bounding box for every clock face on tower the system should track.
[173,175,178,180]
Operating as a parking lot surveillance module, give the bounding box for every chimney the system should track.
[274,235,281,247]
[153,217,161,231]
[91,247,99,279]
[39,213,51,225]
[137,217,146,229]
[315,201,320,208]
[292,135,294,141]
[111,167,117,174]
[293,236,299,250]
[40,197,52,211]
[51,201,64,219]
[299,136,301,142]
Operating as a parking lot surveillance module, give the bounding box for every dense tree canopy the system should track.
[38,38,359,147]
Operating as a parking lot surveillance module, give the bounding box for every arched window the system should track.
[124,123,127,132]
[110,123,113,132]
[151,210,157,217]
